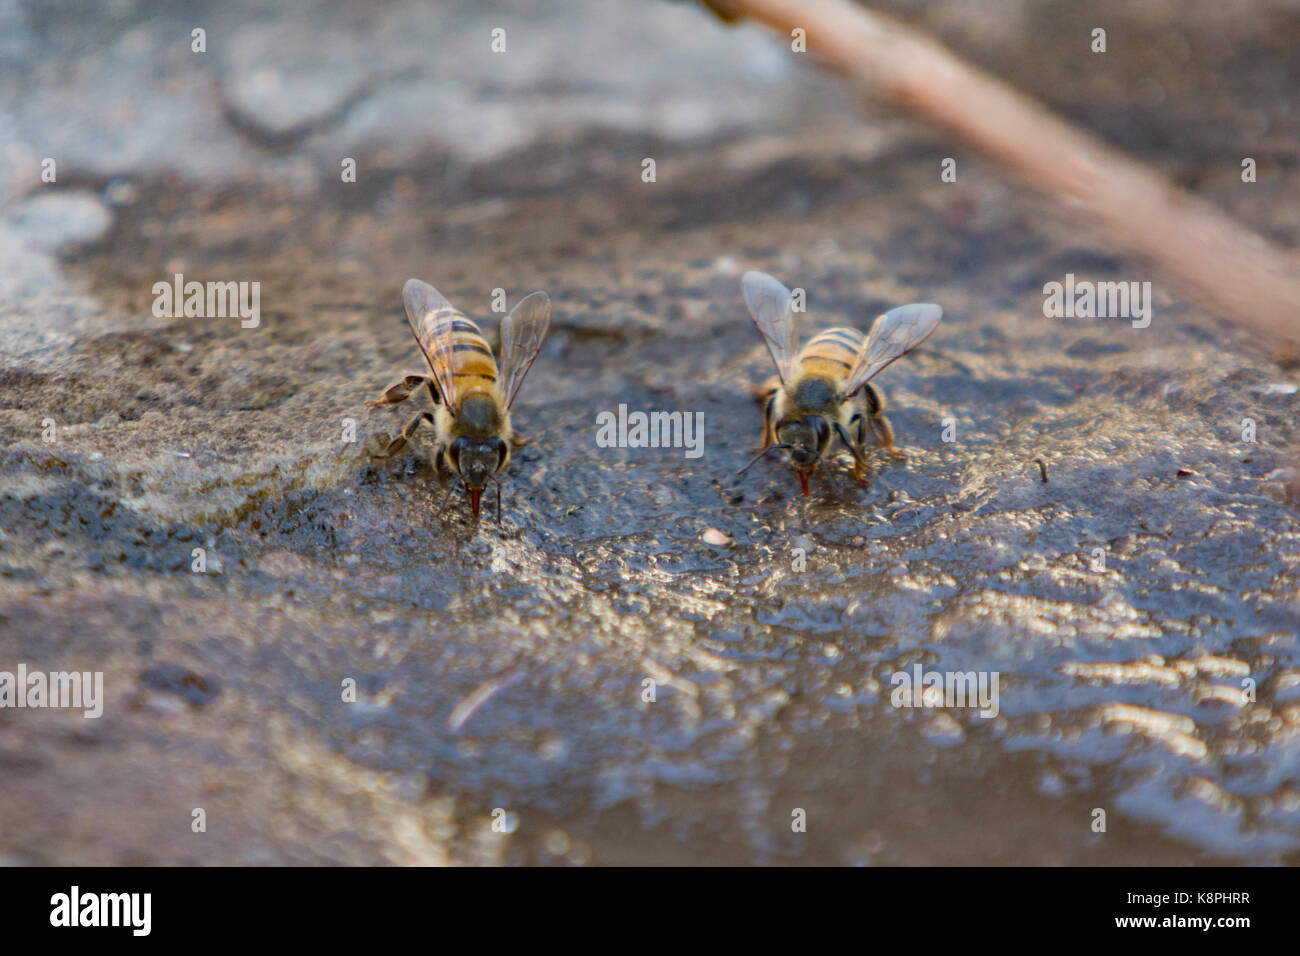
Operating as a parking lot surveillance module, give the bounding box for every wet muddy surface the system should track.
[1,0,1298,864]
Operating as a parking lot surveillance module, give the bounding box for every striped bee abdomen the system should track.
[418,307,499,396]
[797,326,864,381]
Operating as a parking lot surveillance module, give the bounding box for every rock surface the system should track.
[1,0,1298,864]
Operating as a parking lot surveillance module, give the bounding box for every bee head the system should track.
[777,416,830,467]
[776,416,830,496]
[448,436,509,519]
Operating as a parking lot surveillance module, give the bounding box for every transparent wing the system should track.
[740,270,799,386]
[500,290,552,408]
[403,278,459,413]
[842,303,942,399]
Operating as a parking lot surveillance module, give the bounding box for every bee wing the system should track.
[741,270,799,386]
[403,278,460,413]
[500,290,552,409]
[841,303,942,399]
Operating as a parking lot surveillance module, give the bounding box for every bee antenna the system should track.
[435,477,462,519]
[490,474,504,523]
[736,444,789,476]
[819,456,843,496]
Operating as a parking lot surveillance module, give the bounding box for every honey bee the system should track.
[367,278,551,520]
[738,270,941,497]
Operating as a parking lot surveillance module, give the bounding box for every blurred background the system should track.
[1,0,1298,865]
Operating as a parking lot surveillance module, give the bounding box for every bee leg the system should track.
[834,422,871,484]
[755,390,777,452]
[372,411,434,460]
[848,409,874,483]
[366,374,432,409]
[864,383,906,460]
[851,411,869,460]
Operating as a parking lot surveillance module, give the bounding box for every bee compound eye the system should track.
[448,438,466,472]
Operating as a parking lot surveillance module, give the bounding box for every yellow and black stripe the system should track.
[417,307,500,401]
[796,326,864,384]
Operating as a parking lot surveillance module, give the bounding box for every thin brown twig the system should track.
[703,0,1300,349]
